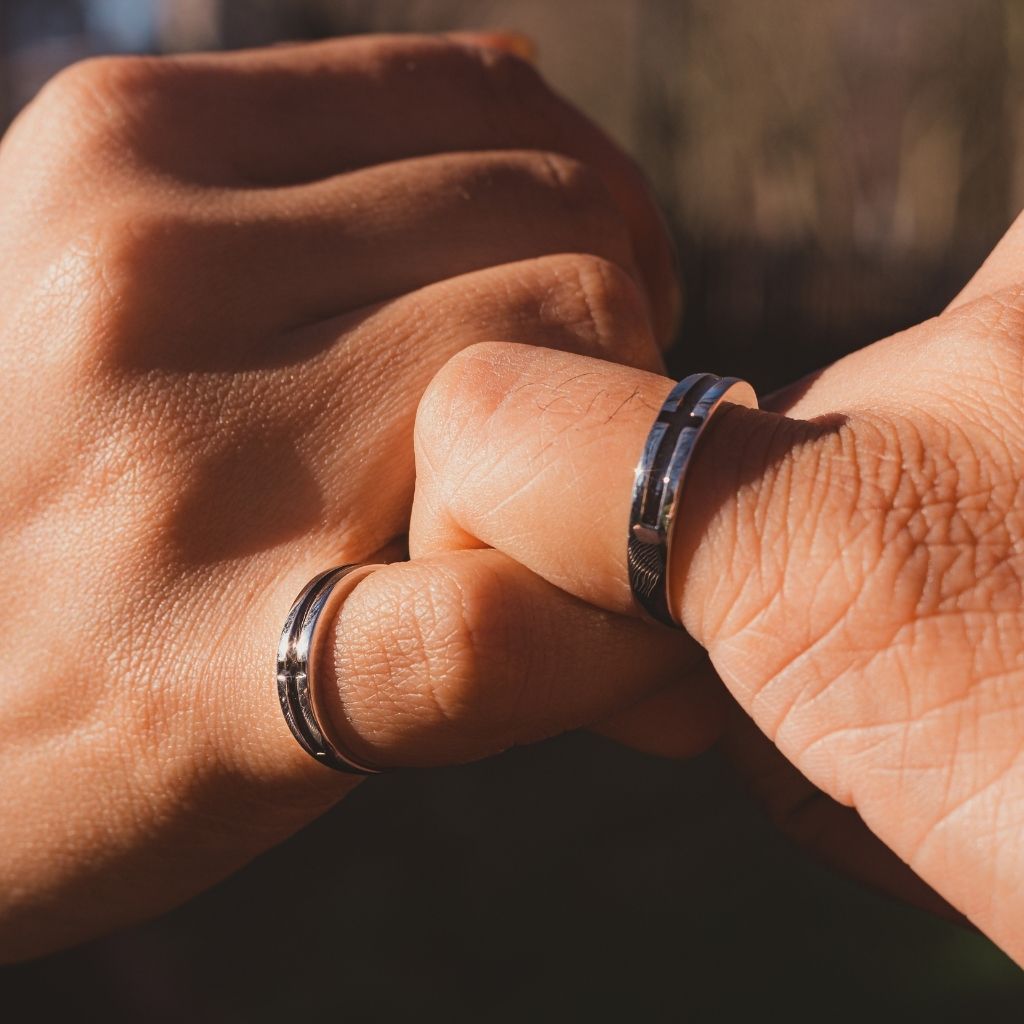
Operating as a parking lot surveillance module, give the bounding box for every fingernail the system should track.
[445,29,538,64]
[490,30,538,63]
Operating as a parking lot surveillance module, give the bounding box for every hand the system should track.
[407,226,1024,963]
[0,33,698,960]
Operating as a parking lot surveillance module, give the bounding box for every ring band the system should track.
[277,563,388,775]
[628,374,758,628]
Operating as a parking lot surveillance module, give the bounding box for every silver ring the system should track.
[277,563,388,775]
[628,374,758,628]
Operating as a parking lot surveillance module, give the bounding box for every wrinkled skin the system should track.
[0,34,713,962]
[6,27,1017,971]
[407,257,1024,962]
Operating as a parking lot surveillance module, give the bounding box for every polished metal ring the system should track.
[277,563,388,775]
[628,374,758,628]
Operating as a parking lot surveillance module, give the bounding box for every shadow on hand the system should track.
[720,698,972,929]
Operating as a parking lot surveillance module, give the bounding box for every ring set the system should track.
[278,372,757,772]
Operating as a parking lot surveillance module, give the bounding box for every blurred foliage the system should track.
[0,1,1022,1019]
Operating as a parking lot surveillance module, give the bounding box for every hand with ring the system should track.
[405,246,1024,964]
[0,33,706,961]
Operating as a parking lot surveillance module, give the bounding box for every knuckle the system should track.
[528,150,606,202]
[457,41,548,105]
[56,204,207,366]
[423,40,557,143]
[360,35,548,112]
[1,59,181,219]
[532,253,655,364]
[34,57,113,112]
[17,56,189,178]
[525,150,632,259]
[31,56,153,130]
[416,342,509,459]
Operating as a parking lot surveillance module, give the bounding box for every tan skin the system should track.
[0,33,714,962]
[407,297,1024,962]
[3,31,1018,967]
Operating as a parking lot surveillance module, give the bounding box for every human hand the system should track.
[0,33,702,960]
[408,231,1024,963]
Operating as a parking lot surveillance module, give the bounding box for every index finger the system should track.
[45,34,679,346]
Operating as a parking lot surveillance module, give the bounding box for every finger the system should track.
[40,36,679,346]
[323,549,703,768]
[147,255,662,578]
[235,34,678,346]
[221,149,637,322]
[592,656,726,759]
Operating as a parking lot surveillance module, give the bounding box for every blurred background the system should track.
[2,0,1023,1019]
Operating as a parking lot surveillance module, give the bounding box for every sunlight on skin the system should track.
[0,33,685,961]
[408,294,1024,962]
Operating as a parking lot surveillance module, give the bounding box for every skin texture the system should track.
[407,260,1024,962]
[9,28,1016,970]
[0,34,710,961]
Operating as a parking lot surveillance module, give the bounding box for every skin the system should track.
[405,258,1024,962]
[7,28,1015,970]
[0,34,710,962]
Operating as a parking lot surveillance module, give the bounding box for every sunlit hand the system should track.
[407,228,1024,963]
[0,33,697,960]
